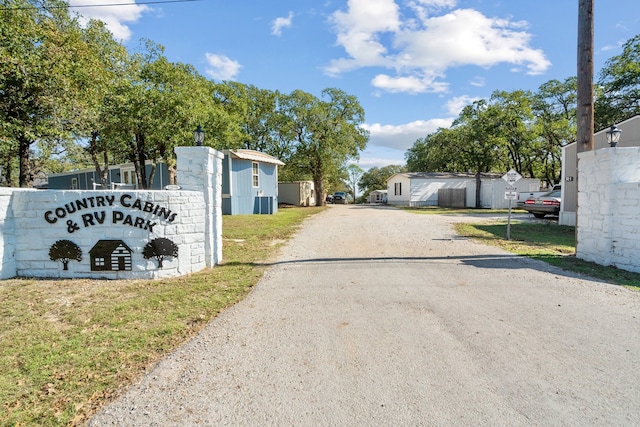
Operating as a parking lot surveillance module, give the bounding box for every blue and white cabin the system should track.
[222,149,284,215]
[45,149,285,215]
[47,162,170,190]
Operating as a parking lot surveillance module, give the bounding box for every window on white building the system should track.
[394,182,402,195]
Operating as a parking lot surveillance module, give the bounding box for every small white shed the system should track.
[369,190,387,204]
[386,172,541,209]
[278,181,316,207]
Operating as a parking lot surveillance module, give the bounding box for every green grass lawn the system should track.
[401,205,640,288]
[451,216,640,289]
[2,205,638,426]
[0,206,324,427]
[455,221,640,290]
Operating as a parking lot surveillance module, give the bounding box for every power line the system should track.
[1,0,201,11]
[71,0,201,8]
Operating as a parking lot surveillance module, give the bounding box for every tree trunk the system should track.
[309,149,325,205]
[167,159,177,185]
[313,167,325,206]
[131,132,148,189]
[89,132,110,189]
[2,153,13,186]
[147,163,156,189]
[18,136,32,188]
[475,170,482,208]
[314,179,325,206]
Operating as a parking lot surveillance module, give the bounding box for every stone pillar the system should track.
[175,146,224,267]
[577,147,640,272]
[0,188,16,279]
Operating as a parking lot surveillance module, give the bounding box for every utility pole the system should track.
[577,0,594,153]
[575,0,594,250]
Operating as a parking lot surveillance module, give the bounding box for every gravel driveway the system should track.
[88,205,640,426]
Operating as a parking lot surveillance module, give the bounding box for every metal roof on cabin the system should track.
[229,149,285,166]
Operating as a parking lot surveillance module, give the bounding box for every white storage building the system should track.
[385,172,541,209]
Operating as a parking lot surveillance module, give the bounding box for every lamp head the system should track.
[606,124,621,147]
[194,125,205,146]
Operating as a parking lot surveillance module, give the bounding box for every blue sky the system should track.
[69,0,640,170]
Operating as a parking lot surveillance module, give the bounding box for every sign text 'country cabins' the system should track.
[0,146,224,280]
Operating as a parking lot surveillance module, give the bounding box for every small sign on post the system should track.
[502,169,522,185]
[504,186,518,200]
[502,170,522,241]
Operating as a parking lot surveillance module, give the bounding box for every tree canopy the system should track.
[405,75,579,190]
[403,35,636,194]
[357,165,406,200]
[595,35,640,130]
[2,1,637,198]
[0,0,369,193]
[278,88,369,203]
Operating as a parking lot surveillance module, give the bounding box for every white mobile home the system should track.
[386,172,541,209]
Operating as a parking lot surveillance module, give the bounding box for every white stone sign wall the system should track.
[577,147,640,273]
[0,146,223,280]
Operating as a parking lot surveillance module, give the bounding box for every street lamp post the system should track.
[606,124,622,147]
[193,125,205,146]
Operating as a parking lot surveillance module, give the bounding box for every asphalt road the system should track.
[88,205,640,426]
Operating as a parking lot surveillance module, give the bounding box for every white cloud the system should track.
[362,118,454,151]
[272,11,294,36]
[356,154,405,169]
[326,2,551,93]
[371,73,448,94]
[356,115,455,169]
[600,39,626,52]
[414,0,458,8]
[407,0,458,23]
[600,44,618,52]
[444,95,479,116]
[325,0,401,76]
[68,0,149,41]
[395,9,550,74]
[469,76,485,87]
[204,54,242,81]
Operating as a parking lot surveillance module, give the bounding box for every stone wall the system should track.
[175,146,224,267]
[0,146,223,280]
[577,147,640,273]
[0,187,17,279]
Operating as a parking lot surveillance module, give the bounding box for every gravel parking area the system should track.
[88,205,640,426]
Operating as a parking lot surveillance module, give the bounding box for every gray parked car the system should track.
[333,191,347,204]
[522,189,561,218]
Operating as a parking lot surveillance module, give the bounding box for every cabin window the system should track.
[394,182,402,196]
[252,162,259,187]
[119,168,136,189]
[71,177,78,190]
